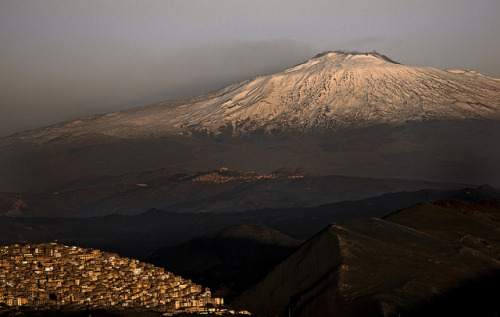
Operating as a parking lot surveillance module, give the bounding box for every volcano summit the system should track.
[5,51,499,142]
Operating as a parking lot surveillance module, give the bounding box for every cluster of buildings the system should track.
[191,168,275,184]
[0,243,246,315]
[191,167,304,184]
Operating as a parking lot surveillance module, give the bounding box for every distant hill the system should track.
[0,167,472,217]
[147,224,302,300]
[0,185,497,260]
[232,199,500,316]
[384,198,500,259]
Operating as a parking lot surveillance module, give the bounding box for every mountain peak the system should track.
[284,50,401,75]
[161,51,499,136]
[311,50,400,64]
[2,50,499,143]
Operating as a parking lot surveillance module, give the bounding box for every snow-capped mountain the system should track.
[6,51,499,143]
[1,51,500,192]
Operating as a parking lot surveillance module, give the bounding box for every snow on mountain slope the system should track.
[3,51,500,144]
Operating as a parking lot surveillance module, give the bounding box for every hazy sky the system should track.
[1,0,499,136]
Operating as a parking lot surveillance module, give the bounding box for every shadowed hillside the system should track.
[231,199,500,316]
[0,186,497,260]
[147,224,302,300]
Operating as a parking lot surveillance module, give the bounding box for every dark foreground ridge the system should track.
[231,199,500,317]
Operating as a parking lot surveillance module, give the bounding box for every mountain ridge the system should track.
[232,201,500,316]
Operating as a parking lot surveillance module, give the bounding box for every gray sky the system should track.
[1,0,499,136]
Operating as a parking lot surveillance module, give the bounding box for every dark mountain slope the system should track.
[147,224,302,300]
[232,200,500,317]
[2,121,499,193]
[385,198,500,259]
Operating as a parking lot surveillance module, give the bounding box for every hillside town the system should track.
[0,243,248,315]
